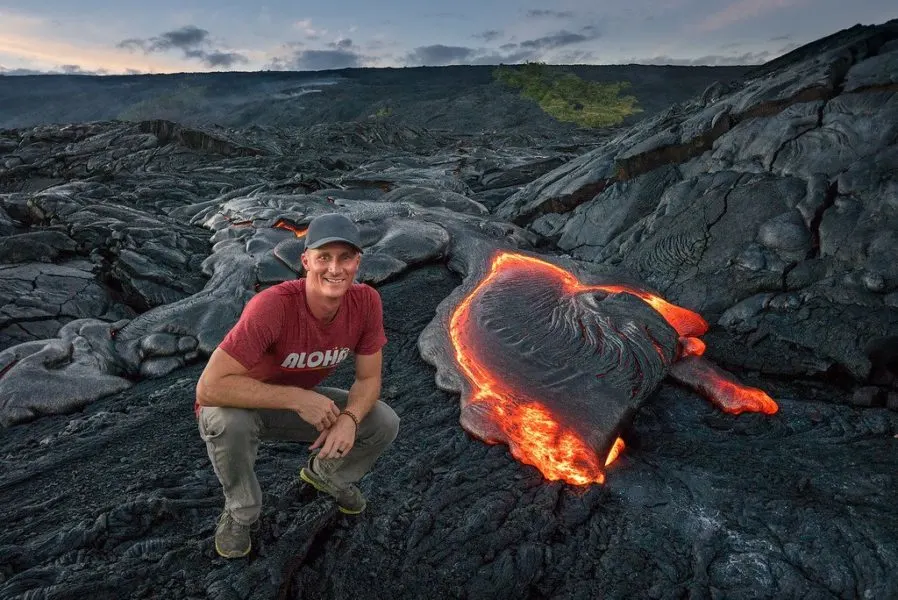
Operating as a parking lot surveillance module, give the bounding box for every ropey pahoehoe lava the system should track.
[448,251,777,485]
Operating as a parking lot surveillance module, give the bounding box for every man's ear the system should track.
[300,251,309,271]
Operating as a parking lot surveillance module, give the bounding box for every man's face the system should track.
[301,242,361,299]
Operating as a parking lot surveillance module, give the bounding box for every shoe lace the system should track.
[220,512,251,532]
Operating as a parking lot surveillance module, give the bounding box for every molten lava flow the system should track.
[715,379,778,415]
[508,403,607,485]
[595,285,708,337]
[449,251,699,485]
[605,438,626,467]
[679,336,707,358]
[669,356,779,415]
[273,219,308,238]
[457,251,709,337]
[448,250,778,485]
[700,371,779,415]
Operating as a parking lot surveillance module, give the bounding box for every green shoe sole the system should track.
[215,539,251,559]
[299,468,365,515]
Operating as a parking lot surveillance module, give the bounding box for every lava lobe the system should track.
[449,252,683,484]
[448,251,777,485]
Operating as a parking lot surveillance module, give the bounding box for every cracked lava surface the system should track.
[449,251,778,485]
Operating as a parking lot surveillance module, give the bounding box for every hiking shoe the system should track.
[214,512,251,558]
[299,455,366,514]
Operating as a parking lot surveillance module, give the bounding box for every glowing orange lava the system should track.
[448,250,776,485]
[597,286,708,338]
[605,438,626,466]
[679,336,707,358]
[672,356,779,415]
[273,219,308,238]
[713,378,779,415]
[505,403,608,485]
[450,251,697,485]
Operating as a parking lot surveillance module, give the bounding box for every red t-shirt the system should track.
[196,278,386,414]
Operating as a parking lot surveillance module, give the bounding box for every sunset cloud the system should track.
[117,26,248,69]
[0,1,892,74]
[695,0,808,33]
[0,31,186,74]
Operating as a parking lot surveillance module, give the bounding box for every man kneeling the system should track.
[195,213,399,559]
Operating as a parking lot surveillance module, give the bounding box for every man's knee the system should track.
[199,407,260,442]
[383,403,400,444]
[363,401,399,446]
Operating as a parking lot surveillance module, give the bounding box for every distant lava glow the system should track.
[448,251,777,486]
[273,219,308,238]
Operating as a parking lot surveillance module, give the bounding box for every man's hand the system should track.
[294,390,340,431]
[311,414,356,459]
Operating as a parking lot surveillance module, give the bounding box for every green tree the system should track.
[493,62,641,128]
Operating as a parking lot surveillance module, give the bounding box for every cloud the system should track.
[642,41,801,66]
[486,27,602,61]
[553,50,600,64]
[0,66,47,75]
[435,29,602,66]
[518,30,594,50]
[365,39,389,51]
[118,26,208,53]
[117,26,247,69]
[202,51,248,68]
[117,38,146,52]
[61,64,108,75]
[402,42,545,67]
[696,0,807,33]
[636,50,774,65]
[294,19,327,39]
[330,38,353,50]
[265,36,373,71]
[0,64,108,75]
[475,30,503,42]
[526,10,575,18]
[268,49,363,71]
[404,44,476,66]
[0,19,189,73]
[466,50,542,65]
[151,25,209,51]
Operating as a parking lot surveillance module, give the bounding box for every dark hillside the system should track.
[0,64,749,134]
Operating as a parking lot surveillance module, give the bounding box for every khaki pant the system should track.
[198,386,399,525]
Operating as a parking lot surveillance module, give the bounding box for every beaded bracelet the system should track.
[340,409,360,430]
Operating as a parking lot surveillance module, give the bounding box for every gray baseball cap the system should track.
[304,213,363,253]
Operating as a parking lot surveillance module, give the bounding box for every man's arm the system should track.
[346,350,383,420]
[196,348,340,431]
[313,350,383,458]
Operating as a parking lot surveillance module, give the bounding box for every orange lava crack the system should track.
[449,250,777,485]
[273,219,308,237]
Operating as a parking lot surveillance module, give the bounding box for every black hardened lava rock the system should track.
[1,18,898,600]
[3,266,896,599]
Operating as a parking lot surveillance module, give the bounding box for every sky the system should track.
[0,1,895,75]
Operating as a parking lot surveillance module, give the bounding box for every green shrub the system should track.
[493,62,641,128]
